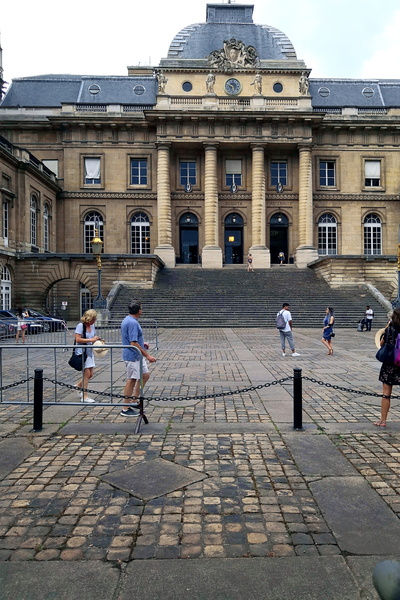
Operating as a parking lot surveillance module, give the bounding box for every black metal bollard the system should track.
[33,368,43,432]
[293,367,303,430]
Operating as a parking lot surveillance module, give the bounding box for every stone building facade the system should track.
[0,3,399,313]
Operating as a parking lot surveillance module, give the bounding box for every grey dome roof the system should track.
[166,4,297,62]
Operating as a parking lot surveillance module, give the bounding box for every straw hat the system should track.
[92,340,109,357]
[375,328,386,349]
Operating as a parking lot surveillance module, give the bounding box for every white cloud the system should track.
[361,10,400,78]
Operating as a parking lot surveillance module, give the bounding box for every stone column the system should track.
[250,144,270,268]
[295,144,318,268]
[155,143,175,267]
[202,143,222,268]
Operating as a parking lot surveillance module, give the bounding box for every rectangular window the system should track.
[319,161,336,186]
[2,174,11,190]
[2,202,9,245]
[365,160,381,187]
[84,157,101,185]
[180,161,197,187]
[42,160,59,177]
[270,161,287,186]
[130,159,148,185]
[225,159,242,187]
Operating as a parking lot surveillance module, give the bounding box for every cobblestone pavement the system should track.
[0,327,399,565]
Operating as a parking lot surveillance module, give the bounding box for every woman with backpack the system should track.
[321,307,335,355]
[375,308,400,427]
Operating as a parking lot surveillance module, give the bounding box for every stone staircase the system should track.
[109,266,389,328]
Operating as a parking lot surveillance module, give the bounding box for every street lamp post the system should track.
[392,243,400,310]
[91,226,107,310]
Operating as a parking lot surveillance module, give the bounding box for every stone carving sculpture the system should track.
[208,38,259,74]
[299,71,309,95]
[251,73,262,95]
[155,70,168,94]
[206,72,216,94]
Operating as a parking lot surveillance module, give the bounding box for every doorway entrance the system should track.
[224,213,243,264]
[179,212,199,264]
[270,212,289,264]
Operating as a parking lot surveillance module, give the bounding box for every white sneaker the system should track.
[81,397,96,403]
[291,352,301,357]
[76,390,82,398]
[282,352,286,357]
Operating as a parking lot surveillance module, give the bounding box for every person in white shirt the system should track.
[365,305,374,331]
[277,302,300,357]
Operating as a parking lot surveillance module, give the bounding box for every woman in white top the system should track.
[15,307,29,343]
[74,309,101,403]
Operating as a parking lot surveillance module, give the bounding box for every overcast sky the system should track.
[1,0,400,86]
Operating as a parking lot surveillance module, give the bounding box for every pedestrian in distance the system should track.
[277,302,300,357]
[375,308,400,427]
[120,300,157,417]
[365,305,374,331]
[278,251,285,265]
[247,253,254,272]
[321,306,335,355]
[74,309,101,403]
[15,307,29,343]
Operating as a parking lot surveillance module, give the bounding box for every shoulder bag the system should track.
[376,325,395,364]
[68,324,87,371]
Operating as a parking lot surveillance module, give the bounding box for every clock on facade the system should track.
[224,78,241,95]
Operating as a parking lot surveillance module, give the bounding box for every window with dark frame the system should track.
[225,159,242,187]
[319,161,336,186]
[180,161,197,187]
[270,161,287,186]
[364,160,381,187]
[130,159,148,185]
[84,157,101,185]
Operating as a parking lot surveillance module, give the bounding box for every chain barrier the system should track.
[1,374,398,403]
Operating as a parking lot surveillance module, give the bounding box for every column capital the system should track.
[155,141,171,150]
[203,142,219,150]
[297,142,314,152]
[250,143,267,151]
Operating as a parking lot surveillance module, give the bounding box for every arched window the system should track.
[225,213,243,226]
[30,195,38,246]
[84,212,104,254]
[364,213,382,255]
[318,213,337,255]
[1,266,12,309]
[131,212,150,254]
[43,204,49,251]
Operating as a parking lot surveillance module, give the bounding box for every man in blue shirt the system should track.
[120,300,156,416]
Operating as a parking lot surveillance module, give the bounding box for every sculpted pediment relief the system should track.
[207,38,259,73]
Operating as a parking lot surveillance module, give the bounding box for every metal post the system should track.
[33,368,43,432]
[135,353,149,433]
[293,367,303,430]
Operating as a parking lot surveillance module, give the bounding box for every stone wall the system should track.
[309,256,398,299]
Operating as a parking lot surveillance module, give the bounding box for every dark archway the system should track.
[179,212,199,264]
[270,212,289,264]
[224,213,243,264]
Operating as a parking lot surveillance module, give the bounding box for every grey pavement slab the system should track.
[310,477,400,554]
[121,556,363,600]
[0,438,34,479]
[168,422,275,434]
[346,556,400,600]
[0,562,119,600]
[283,433,359,476]
[101,457,208,501]
[59,421,167,435]
[43,404,82,422]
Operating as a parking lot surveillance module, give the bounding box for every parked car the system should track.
[13,309,66,332]
[0,309,44,335]
[0,319,16,339]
